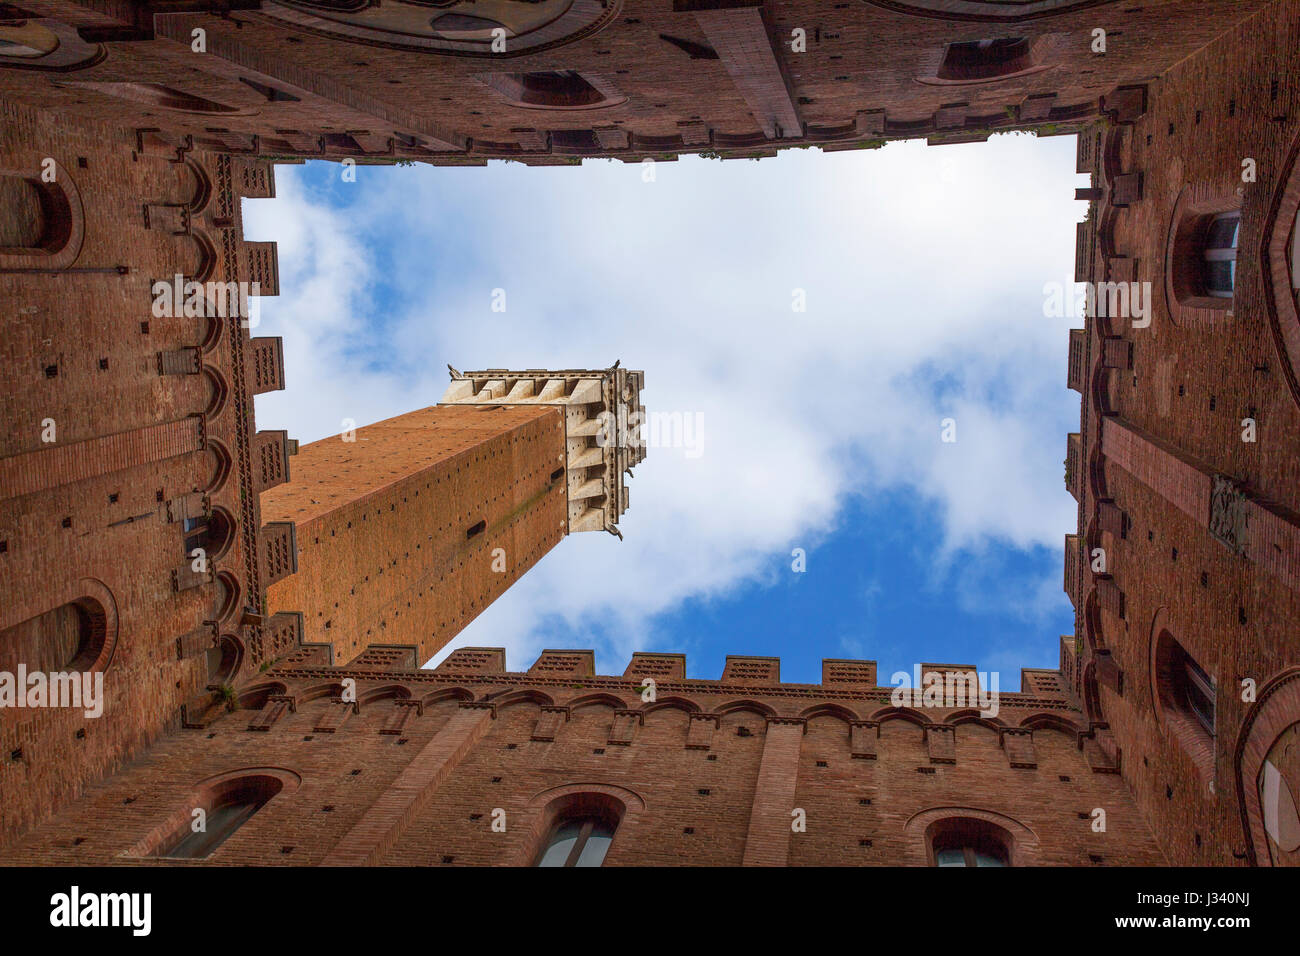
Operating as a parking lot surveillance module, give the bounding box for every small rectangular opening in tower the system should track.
[466,520,486,539]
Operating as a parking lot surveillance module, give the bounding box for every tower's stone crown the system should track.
[439,366,645,535]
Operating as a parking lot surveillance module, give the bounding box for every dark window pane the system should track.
[1205,215,1240,250]
[575,831,612,867]
[1205,259,1235,293]
[161,799,260,859]
[536,820,583,867]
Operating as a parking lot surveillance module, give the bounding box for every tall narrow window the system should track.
[1153,629,1216,775]
[0,173,74,256]
[1258,724,1300,865]
[0,599,105,675]
[1166,192,1242,321]
[535,815,617,867]
[183,508,234,562]
[1203,212,1240,298]
[1180,652,1216,736]
[56,81,237,113]
[157,775,283,859]
[478,71,623,110]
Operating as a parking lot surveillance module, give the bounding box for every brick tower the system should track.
[261,366,645,666]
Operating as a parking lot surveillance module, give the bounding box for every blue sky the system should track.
[244,133,1089,691]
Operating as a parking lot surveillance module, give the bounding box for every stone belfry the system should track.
[261,365,645,667]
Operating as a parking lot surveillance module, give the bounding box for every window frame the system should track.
[1151,623,1217,779]
[934,845,1008,867]
[121,769,299,860]
[1181,655,1217,737]
[926,816,1015,867]
[1202,212,1240,299]
[535,815,617,867]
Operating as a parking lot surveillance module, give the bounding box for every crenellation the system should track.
[2,0,1297,871]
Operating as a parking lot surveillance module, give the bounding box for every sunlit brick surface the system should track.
[0,654,1164,866]
[2,0,1299,867]
[262,404,567,667]
[1071,0,1300,866]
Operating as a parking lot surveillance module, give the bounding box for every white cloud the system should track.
[243,134,1088,675]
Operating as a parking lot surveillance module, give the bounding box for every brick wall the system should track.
[261,404,568,667]
[1071,0,1300,866]
[0,650,1163,866]
[0,0,1270,165]
[0,99,287,849]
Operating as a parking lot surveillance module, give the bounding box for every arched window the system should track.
[159,778,276,859]
[0,173,73,256]
[1258,723,1300,865]
[939,38,1033,81]
[928,817,1012,867]
[528,790,631,866]
[0,598,108,675]
[1166,189,1243,322]
[183,507,234,563]
[1153,629,1216,775]
[0,174,44,249]
[212,570,241,622]
[1235,672,1300,866]
[1202,212,1240,299]
[535,815,617,867]
[204,439,233,494]
[205,634,243,685]
[514,70,602,107]
[479,70,623,110]
[131,771,297,860]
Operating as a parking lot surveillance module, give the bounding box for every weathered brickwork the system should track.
[0,0,1271,166]
[3,0,1299,867]
[1069,0,1300,867]
[262,404,568,668]
[0,654,1164,866]
[0,98,290,848]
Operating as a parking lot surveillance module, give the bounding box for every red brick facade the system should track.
[0,98,294,848]
[2,0,1299,868]
[262,404,569,667]
[0,653,1164,866]
[1069,0,1300,867]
